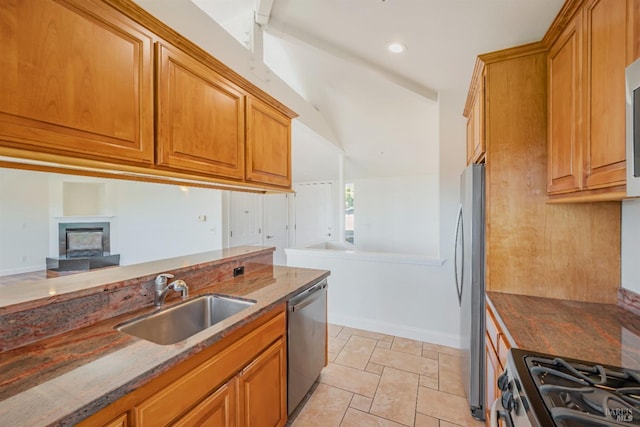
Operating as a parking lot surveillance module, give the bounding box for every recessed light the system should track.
[387,42,406,54]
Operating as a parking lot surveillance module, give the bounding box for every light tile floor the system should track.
[288,324,485,427]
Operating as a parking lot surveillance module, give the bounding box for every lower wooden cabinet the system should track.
[77,304,286,427]
[174,379,237,427]
[484,340,500,423]
[238,338,287,427]
[485,302,513,424]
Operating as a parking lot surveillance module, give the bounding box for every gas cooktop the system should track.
[504,349,640,426]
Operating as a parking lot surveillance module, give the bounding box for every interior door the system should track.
[293,182,333,248]
[263,193,289,265]
[228,192,262,247]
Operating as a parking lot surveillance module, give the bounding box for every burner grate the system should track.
[526,355,640,426]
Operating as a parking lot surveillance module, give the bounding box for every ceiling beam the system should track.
[254,0,274,26]
[265,18,439,102]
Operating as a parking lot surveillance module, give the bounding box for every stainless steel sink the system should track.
[117,294,256,345]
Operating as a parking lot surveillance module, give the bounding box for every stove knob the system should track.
[501,390,516,412]
[497,373,510,391]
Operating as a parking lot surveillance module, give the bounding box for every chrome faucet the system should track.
[154,273,189,306]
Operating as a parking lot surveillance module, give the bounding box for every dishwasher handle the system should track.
[289,281,327,312]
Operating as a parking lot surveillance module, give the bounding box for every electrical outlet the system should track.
[233,266,244,277]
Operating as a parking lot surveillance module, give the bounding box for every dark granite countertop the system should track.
[486,291,640,369]
[0,264,329,426]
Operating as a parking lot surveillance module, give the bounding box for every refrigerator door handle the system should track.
[454,204,464,307]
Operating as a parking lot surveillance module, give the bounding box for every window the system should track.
[345,183,354,244]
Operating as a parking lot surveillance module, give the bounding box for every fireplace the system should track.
[47,222,119,277]
[59,222,111,258]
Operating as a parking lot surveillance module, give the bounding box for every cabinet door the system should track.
[466,80,485,165]
[485,341,501,423]
[548,12,583,194]
[156,42,245,180]
[583,0,627,189]
[245,97,291,188]
[173,380,237,427]
[0,0,154,165]
[466,109,476,165]
[238,338,287,427]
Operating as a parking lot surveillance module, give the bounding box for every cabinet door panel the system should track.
[548,13,583,194]
[584,0,627,189]
[466,112,476,165]
[133,313,285,427]
[156,42,245,179]
[238,338,287,427]
[0,0,154,164]
[173,380,236,427]
[485,341,501,423]
[245,97,291,188]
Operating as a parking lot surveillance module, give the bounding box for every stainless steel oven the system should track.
[491,348,640,426]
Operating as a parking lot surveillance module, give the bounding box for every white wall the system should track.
[0,169,224,275]
[287,91,468,347]
[0,169,50,275]
[133,0,340,152]
[286,248,454,346]
[114,181,222,265]
[622,199,640,293]
[352,175,439,255]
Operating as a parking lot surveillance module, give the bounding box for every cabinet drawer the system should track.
[133,312,285,427]
[173,379,237,427]
[104,414,128,427]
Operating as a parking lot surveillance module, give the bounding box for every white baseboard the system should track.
[328,312,462,349]
[0,264,46,277]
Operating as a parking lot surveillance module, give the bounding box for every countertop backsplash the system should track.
[0,247,274,352]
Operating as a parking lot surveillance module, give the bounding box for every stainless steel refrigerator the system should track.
[454,163,485,420]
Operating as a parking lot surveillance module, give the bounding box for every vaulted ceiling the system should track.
[161,0,565,182]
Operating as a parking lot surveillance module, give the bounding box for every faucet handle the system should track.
[155,273,174,287]
[170,279,189,299]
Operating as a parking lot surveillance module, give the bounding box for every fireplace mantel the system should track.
[48,217,120,277]
[54,216,115,222]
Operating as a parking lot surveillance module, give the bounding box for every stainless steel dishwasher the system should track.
[287,279,327,415]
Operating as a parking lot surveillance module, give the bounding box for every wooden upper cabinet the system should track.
[0,0,154,165]
[464,65,485,165]
[245,97,292,188]
[468,84,485,165]
[155,42,245,180]
[583,0,627,189]
[547,0,630,200]
[548,11,583,194]
[634,0,640,62]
